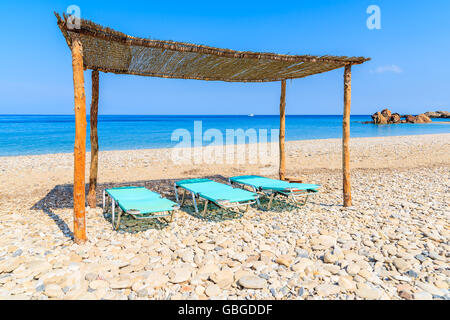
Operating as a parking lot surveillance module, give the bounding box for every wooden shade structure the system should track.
[55,13,370,243]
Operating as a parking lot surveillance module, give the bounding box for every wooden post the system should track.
[71,35,87,243]
[343,64,352,207]
[279,80,286,181]
[87,70,99,208]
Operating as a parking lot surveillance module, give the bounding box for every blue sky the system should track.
[0,0,449,115]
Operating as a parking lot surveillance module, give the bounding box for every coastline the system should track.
[1,133,449,201]
[1,115,449,157]
[1,132,449,161]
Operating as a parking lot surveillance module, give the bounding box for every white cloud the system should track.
[372,65,403,74]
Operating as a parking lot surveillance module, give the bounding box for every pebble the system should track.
[406,270,418,278]
[12,249,23,257]
[85,273,97,281]
[356,287,381,300]
[316,284,340,296]
[434,280,448,289]
[416,282,444,296]
[398,290,412,300]
[338,276,356,291]
[0,144,448,300]
[146,272,169,288]
[35,284,45,292]
[168,268,192,284]
[205,284,221,297]
[291,258,313,272]
[89,280,109,290]
[296,249,309,259]
[314,235,336,248]
[45,284,63,298]
[238,276,267,289]
[137,288,148,297]
[275,255,292,268]
[414,254,426,262]
[323,251,338,264]
[346,263,360,276]
[210,270,234,288]
[393,258,410,272]
[413,292,433,300]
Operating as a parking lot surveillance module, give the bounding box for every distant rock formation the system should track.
[390,113,401,124]
[404,115,418,123]
[424,110,450,118]
[372,112,387,124]
[367,108,432,124]
[381,109,391,119]
[414,114,433,123]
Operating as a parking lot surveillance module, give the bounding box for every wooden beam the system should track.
[87,70,99,208]
[71,35,87,243]
[343,65,352,207]
[279,80,286,181]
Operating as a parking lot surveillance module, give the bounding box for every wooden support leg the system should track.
[343,65,352,207]
[279,80,286,181]
[88,70,99,208]
[71,35,87,243]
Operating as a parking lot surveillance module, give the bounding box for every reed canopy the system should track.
[56,13,369,82]
[54,12,370,243]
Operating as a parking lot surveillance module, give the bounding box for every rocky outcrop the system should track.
[404,115,417,123]
[381,109,392,118]
[371,112,388,124]
[414,114,433,123]
[367,109,432,124]
[425,110,450,118]
[390,113,401,124]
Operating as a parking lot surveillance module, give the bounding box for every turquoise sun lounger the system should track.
[103,186,180,230]
[174,178,258,214]
[229,175,320,209]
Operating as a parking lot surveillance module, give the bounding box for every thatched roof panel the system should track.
[56,13,370,82]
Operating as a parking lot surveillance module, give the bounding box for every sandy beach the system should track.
[0,133,449,300]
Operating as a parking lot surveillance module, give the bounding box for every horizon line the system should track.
[0,114,373,116]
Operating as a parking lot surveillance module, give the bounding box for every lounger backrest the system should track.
[177,178,257,203]
[106,186,162,201]
[106,186,178,214]
[177,179,231,193]
[231,175,319,191]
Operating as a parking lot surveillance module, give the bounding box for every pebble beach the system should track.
[0,133,449,300]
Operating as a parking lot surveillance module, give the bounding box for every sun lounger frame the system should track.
[103,188,180,230]
[174,181,258,214]
[229,178,317,210]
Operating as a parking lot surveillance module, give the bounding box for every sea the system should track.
[0,115,448,156]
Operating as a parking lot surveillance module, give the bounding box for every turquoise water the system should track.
[0,115,448,156]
